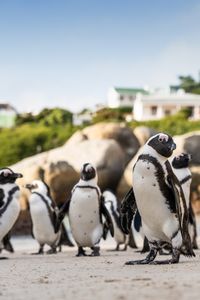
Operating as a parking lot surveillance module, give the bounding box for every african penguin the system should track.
[103,190,128,251]
[0,168,22,258]
[25,180,61,254]
[170,153,198,249]
[58,163,114,256]
[120,133,195,265]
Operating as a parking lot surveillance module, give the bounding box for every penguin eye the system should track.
[158,135,167,143]
[3,171,11,177]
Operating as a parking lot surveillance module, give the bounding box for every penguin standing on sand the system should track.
[120,133,195,265]
[103,190,128,251]
[25,180,63,254]
[0,168,23,258]
[170,153,198,249]
[57,163,114,256]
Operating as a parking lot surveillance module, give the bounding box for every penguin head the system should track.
[80,163,96,181]
[25,180,50,196]
[147,133,176,158]
[0,168,23,184]
[172,153,191,169]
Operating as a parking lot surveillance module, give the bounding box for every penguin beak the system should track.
[12,172,23,179]
[171,143,176,151]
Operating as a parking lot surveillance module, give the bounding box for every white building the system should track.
[107,87,149,108]
[0,103,17,128]
[133,90,200,121]
[73,110,93,126]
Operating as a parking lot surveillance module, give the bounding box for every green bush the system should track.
[129,110,200,136]
[92,107,132,123]
[0,123,76,167]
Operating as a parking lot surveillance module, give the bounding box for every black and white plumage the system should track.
[0,168,23,259]
[58,163,114,256]
[120,133,195,265]
[25,180,63,254]
[103,190,128,251]
[170,153,198,249]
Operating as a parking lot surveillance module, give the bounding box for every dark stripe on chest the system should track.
[75,185,100,197]
[137,154,176,214]
[180,175,192,185]
[0,186,19,217]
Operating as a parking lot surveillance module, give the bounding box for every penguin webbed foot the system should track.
[32,245,44,255]
[90,246,100,256]
[125,248,157,265]
[47,247,57,255]
[76,247,87,257]
[150,248,180,265]
[125,258,151,265]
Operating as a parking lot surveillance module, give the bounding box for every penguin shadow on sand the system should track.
[24,180,74,255]
[56,163,114,257]
[120,133,196,265]
[0,167,23,259]
[102,190,129,251]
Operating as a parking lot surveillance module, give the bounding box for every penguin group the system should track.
[0,132,198,265]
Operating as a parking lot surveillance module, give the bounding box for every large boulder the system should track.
[11,138,125,208]
[133,126,158,146]
[117,147,143,200]
[67,122,140,165]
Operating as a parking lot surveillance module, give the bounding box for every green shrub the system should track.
[0,123,76,167]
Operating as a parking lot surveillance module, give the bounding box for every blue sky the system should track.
[0,0,200,113]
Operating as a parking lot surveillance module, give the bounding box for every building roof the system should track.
[114,87,149,95]
[136,92,200,105]
[0,103,17,112]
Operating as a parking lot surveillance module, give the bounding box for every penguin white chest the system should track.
[69,188,103,247]
[30,197,59,246]
[133,160,178,241]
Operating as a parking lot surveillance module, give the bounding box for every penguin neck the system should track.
[0,182,17,191]
[78,178,98,186]
[31,191,52,204]
[142,144,170,165]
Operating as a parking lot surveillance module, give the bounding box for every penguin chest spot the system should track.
[69,189,102,246]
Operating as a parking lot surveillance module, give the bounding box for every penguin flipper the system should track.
[120,188,137,234]
[55,198,71,232]
[165,161,195,257]
[100,197,114,237]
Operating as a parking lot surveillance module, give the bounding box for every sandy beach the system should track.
[1,237,200,300]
